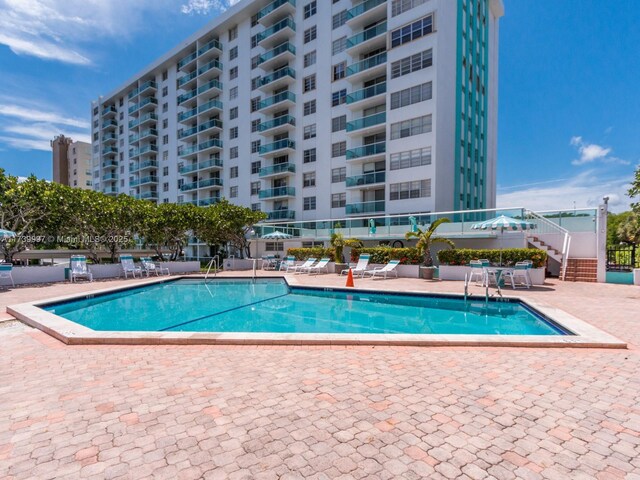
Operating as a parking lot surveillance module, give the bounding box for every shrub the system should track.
[437,248,547,268]
[351,246,422,265]
[287,247,335,261]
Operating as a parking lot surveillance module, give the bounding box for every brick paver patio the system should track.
[1,274,639,479]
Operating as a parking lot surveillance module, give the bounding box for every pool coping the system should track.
[7,275,627,349]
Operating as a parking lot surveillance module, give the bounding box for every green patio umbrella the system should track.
[0,229,16,239]
[471,215,536,265]
[261,230,293,240]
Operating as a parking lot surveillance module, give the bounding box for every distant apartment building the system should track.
[91,0,504,220]
[51,135,93,189]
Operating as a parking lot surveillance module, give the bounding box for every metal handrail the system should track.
[204,255,220,280]
[525,209,572,280]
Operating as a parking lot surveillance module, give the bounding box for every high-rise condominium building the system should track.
[51,135,93,189]
[91,0,503,220]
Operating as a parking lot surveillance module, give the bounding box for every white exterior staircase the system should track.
[524,210,571,281]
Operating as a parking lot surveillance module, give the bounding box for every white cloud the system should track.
[0,104,89,129]
[0,136,51,152]
[181,0,239,15]
[570,135,629,166]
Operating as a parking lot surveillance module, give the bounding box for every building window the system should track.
[390,147,432,170]
[163,182,169,192]
[304,26,317,43]
[230,186,238,198]
[230,166,238,178]
[265,241,283,251]
[303,74,316,92]
[391,14,435,48]
[229,126,238,139]
[303,1,317,18]
[391,0,428,17]
[390,115,433,140]
[163,166,169,176]
[229,66,238,80]
[250,181,261,195]
[331,89,346,106]
[331,167,346,183]
[251,202,261,211]
[331,193,346,208]
[230,107,238,119]
[162,135,169,145]
[251,55,260,69]
[390,82,433,109]
[331,141,346,158]
[228,25,238,41]
[304,51,317,68]
[251,77,261,90]
[332,62,346,81]
[303,148,316,163]
[251,119,261,132]
[251,140,261,153]
[303,196,316,210]
[230,86,238,99]
[163,151,169,161]
[162,70,168,81]
[230,146,238,158]
[389,179,431,200]
[250,97,261,112]
[303,172,316,187]
[332,37,347,55]
[332,10,348,29]
[251,161,262,174]
[331,115,346,132]
[303,100,316,115]
[162,119,168,129]
[162,86,168,97]
[229,46,238,60]
[303,124,316,139]
[162,103,168,113]
[391,49,433,79]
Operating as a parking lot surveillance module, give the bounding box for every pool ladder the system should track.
[464,273,502,307]
[204,255,220,280]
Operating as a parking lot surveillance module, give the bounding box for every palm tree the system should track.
[405,218,455,267]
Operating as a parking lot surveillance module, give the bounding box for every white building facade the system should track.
[91,0,503,222]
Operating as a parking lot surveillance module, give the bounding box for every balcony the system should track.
[128,80,157,99]
[199,197,221,206]
[257,17,296,48]
[103,146,118,156]
[129,113,157,129]
[346,112,386,135]
[103,187,118,195]
[198,178,223,189]
[258,42,296,70]
[178,107,197,123]
[198,118,223,135]
[346,82,386,109]
[177,70,198,89]
[102,132,117,144]
[178,139,223,158]
[128,97,158,115]
[259,67,296,92]
[257,115,295,135]
[135,191,158,201]
[267,209,295,221]
[346,141,386,160]
[347,0,387,27]
[102,173,118,181]
[177,50,197,71]
[197,79,223,96]
[347,52,387,81]
[257,0,296,26]
[346,22,387,55]
[101,119,117,130]
[101,159,118,169]
[178,125,198,141]
[130,176,158,187]
[177,89,197,107]
[258,90,295,113]
[198,39,222,58]
[130,145,158,158]
[346,171,386,188]
[130,129,158,144]
[259,162,295,178]
[259,139,295,157]
[259,186,296,199]
[197,59,223,79]
[345,200,385,215]
[197,99,223,117]
[178,158,223,175]
[102,105,117,117]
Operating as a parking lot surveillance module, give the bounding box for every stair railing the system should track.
[524,210,571,280]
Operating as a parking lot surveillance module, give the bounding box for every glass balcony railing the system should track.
[178,70,197,88]
[130,129,158,143]
[198,178,223,188]
[130,176,158,187]
[103,187,118,194]
[180,181,198,192]
[267,210,295,221]
[347,22,387,49]
[101,160,118,168]
[178,107,197,122]
[177,90,197,106]
[128,97,158,115]
[258,42,296,65]
[197,39,222,56]
[346,112,386,132]
[136,159,158,170]
[347,82,386,104]
[178,145,198,157]
[102,133,117,142]
[347,52,387,77]
[259,139,295,155]
[346,141,386,159]
[199,197,221,206]
[198,138,223,151]
[259,187,296,199]
[197,79,223,95]
[257,17,296,44]
[346,171,386,187]
[258,115,295,132]
[258,91,295,110]
[260,67,295,87]
[177,51,197,70]
[257,0,296,20]
[197,59,223,77]
[259,163,295,177]
[198,118,223,133]
[102,119,117,129]
[128,80,157,99]
[198,99,223,114]
[345,200,385,214]
[178,158,223,175]
[129,113,157,129]
[130,146,158,157]
[178,126,198,140]
[136,191,158,200]
[103,146,118,155]
[102,105,117,116]
[348,0,386,20]
[102,173,118,181]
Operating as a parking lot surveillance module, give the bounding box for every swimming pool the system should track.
[42,278,569,336]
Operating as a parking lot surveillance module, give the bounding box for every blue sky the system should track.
[0,0,637,212]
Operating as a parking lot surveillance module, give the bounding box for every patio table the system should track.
[484,267,514,287]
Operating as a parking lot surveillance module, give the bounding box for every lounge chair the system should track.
[120,255,142,278]
[363,260,400,279]
[279,256,296,272]
[340,254,371,277]
[503,261,532,289]
[306,258,330,275]
[69,255,93,283]
[292,258,317,274]
[0,264,14,287]
[140,257,170,276]
[468,260,486,286]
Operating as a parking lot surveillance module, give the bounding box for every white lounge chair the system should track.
[292,258,317,274]
[468,260,486,286]
[140,257,170,276]
[120,255,142,278]
[0,264,14,287]
[363,260,400,279]
[69,255,93,283]
[503,261,532,289]
[306,258,330,275]
[341,254,371,277]
[279,256,296,272]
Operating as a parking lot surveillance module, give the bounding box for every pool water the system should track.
[43,279,569,336]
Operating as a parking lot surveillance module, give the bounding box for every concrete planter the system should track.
[438,265,546,285]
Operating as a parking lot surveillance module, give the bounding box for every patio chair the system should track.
[340,254,371,277]
[306,258,330,275]
[292,258,317,274]
[503,261,532,289]
[279,256,296,272]
[262,255,278,270]
[69,255,93,283]
[363,260,400,279]
[468,260,486,286]
[0,264,14,287]
[140,257,170,276]
[120,255,142,278]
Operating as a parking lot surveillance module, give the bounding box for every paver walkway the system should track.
[1,274,639,479]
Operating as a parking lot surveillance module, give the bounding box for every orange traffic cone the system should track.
[345,268,355,288]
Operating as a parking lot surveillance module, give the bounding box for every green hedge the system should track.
[437,248,547,268]
[287,247,335,261]
[351,247,422,265]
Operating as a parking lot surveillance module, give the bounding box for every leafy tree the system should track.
[617,214,640,245]
[404,218,455,267]
[629,165,640,212]
[139,202,199,260]
[607,211,633,245]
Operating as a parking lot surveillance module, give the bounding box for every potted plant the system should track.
[330,232,347,273]
[405,218,455,280]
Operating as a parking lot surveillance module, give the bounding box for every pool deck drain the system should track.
[7,276,626,349]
